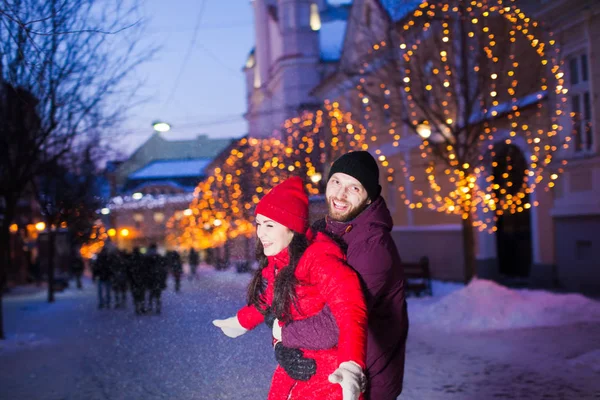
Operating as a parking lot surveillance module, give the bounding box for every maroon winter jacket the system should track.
[281,196,409,400]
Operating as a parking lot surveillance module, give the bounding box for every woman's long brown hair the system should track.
[247,232,309,323]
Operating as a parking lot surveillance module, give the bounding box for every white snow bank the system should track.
[567,349,600,373]
[0,333,52,354]
[3,279,93,303]
[409,278,600,332]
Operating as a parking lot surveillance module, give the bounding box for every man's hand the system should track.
[212,316,248,338]
[328,361,366,400]
[274,342,316,381]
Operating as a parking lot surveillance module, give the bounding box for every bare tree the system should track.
[34,143,103,303]
[0,0,154,339]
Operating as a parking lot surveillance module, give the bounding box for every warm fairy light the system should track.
[166,102,369,250]
[119,228,130,237]
[9,224,18,233]
[35,222,46,232]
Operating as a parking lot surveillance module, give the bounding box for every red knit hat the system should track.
[255,176,309,234]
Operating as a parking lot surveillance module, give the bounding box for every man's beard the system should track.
[327,196,370,222]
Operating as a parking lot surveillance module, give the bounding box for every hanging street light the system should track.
[152,121,171,133]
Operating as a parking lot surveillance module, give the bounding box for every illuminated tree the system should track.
[351,0,568,281]
[168,103,368,255]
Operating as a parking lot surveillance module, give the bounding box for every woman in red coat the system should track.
[213,176,368,400]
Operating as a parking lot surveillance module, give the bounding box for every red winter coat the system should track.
[237,232,368,400]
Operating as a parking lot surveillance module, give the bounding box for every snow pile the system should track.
[409,278,600,332]
[0,333,52,354]
[567,350,600,373]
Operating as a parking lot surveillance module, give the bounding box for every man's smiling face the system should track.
[325,172,370,222]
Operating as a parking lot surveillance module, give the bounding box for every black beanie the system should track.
[327,151,382,200]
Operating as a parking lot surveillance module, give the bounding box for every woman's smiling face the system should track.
[255,213,294,256]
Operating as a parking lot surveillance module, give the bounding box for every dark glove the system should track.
[264,309,276,329]
[274,342,317,381]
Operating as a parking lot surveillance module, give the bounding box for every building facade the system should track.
[244,0,600,293]
[534,0,600,293]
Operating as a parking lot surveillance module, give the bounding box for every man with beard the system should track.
[271,151,409,400]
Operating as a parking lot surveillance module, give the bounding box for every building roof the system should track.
[129,158,212,180]
[327,0,352,5]
[320,2,352,61]
[379,0,422,22]
[320,20,348,61]
[114,134,235,187]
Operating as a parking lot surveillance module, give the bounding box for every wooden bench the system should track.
[402,256,432,297]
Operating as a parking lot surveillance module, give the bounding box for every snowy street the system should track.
[1,268,600,400]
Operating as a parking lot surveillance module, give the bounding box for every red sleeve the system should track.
[237,262,275,330]
[237,304,265,330]
[306,244,367,369]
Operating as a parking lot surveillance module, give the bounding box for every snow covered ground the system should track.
[1,268,599,399]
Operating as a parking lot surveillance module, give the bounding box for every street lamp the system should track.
[152,121,171,133]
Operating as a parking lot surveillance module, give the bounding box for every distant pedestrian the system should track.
[146,244,167,314]
[167,250,183,292]
[113,251,129,308]
[188,248,199,281]
[128,247,147,315]
[93,244,116,309]
[70,249,85,290]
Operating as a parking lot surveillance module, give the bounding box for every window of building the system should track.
[254,65,261,89]
[133,213,144,222]
[154,212,165,223]
[310,3,321,31]
[568,52,593,153]
[365,5,372,28]
[387,174,396,212]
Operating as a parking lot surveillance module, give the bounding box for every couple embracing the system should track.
[213,151,409,400]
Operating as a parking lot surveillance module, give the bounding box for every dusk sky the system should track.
[119,0,255,154]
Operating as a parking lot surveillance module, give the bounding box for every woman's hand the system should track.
[328,361,366,400]
[212,316,248,338]
[272,318,282,341]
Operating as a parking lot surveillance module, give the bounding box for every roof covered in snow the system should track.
[129,158,212,180]
[319,2,351,61]
[320,20,348,61]
[380,0,422,22]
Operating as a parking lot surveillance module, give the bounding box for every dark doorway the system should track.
[492,144,532,277]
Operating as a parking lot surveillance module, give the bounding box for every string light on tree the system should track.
[353,0,568,281]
